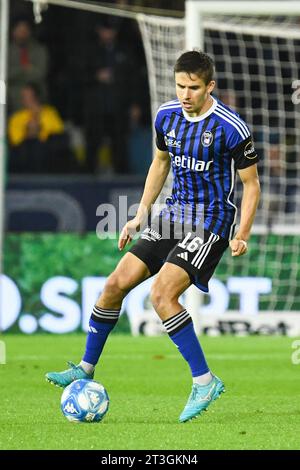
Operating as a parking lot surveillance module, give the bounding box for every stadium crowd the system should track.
[7,0,181,175]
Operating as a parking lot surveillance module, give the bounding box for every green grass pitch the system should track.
[0,334,299,450]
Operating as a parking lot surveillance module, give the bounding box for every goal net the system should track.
[137,12,300,317]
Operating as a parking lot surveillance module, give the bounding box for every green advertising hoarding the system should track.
[2,233,300,334]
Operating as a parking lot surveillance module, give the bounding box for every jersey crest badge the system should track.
[201,130,213,147]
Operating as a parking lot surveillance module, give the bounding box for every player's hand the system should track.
[118,218,141,251]
[229,238,248,257]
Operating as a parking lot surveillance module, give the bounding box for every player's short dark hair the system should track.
[174,49,215,84]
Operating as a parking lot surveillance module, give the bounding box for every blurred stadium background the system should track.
[1,0,300,338]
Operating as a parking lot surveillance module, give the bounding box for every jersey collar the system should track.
[182,96,218,122]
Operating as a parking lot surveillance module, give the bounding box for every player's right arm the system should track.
[118,147,170,250]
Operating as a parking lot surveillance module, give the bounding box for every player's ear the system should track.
[207,80,215,93]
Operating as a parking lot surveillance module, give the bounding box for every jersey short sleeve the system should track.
[154,110,167,151]
[226,125,259,170]
[230,135,259,169]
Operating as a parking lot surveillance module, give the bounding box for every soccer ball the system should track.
[61,379,109,423]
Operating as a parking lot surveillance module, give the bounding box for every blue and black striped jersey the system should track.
[155,97,259,240]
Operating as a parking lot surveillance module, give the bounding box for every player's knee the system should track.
[150,279,173,312]
[150,286,161,312]
[102,272,129,300]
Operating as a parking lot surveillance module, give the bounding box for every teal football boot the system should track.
[46,361,94,388]
[179,375,225,423]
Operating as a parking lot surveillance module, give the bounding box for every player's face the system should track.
[175,72,215,117]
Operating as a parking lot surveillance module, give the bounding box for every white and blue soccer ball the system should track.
[61,379,109,423]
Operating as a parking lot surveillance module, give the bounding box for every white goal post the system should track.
[185,1,300,49]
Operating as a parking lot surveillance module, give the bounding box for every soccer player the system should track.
[46,50,260,422]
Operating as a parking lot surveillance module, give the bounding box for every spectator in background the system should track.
[84,17,141,174]
[8,83,74,173]
[8,17,49,113]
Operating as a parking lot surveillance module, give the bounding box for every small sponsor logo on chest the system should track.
[165,137,181,148]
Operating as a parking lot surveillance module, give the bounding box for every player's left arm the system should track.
[230,163,261,257]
